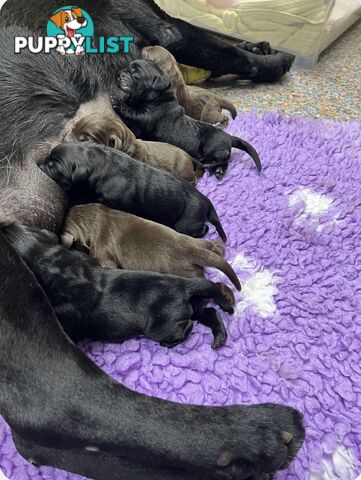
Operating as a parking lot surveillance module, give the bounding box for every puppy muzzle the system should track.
[117,72,133,101]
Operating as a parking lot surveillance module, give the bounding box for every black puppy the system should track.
[41,141,227,241]
[116,60,262,179]
[2,223,234,348]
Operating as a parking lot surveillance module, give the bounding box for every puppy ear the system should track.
[231,136,262,172]
[50,11,66,29]
[61,233,75,249]
[72,164,88,184]
[72,8,83,18]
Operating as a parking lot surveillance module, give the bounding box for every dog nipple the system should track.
[216,451,234,468]
[85,446,100,453]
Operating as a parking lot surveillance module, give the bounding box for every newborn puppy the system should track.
[2,223,235,348]
[41,142,227,241]
[116,59,261,179]
[62,203,241,291]
[71,114,203,185]
[141,46,237,128]
[187,85,237,128]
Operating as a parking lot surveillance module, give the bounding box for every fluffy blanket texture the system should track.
[1,112,361,480]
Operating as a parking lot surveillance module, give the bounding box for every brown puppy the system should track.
[71,114,203,184]
[141,46,237,128]
[187,85,237,128]
[62,203,241,291]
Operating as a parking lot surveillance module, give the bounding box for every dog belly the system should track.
[0,93,115,232]
[0,165,68,232]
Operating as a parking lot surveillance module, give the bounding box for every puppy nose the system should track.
[77,16,86,24]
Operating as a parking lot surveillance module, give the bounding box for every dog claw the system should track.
[212,333,227,349]
[282,431,294,445]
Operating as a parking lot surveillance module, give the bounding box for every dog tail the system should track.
[192,248,241,291]
[231,136,262,172]
[219,98,237,120]
[207,202,227,242]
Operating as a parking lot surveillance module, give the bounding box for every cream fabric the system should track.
[155,0,335,57]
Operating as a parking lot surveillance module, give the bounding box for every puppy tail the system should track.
[193,249,241,291]
[208,203,227,242]
[231,137,262,172]
[220,99,237,120]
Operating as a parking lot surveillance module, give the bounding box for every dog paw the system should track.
[209,164,228,180]
[212,405,305,479]
[215,283,235,314]
[217,114,230,129]
[154,24,182,48]
[237,41,274,56]
[209,240,226,258]
[211,325,227,349]
[250,52,295,83]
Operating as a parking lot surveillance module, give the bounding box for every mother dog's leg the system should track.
[166,21,295,83]
[116,0,295,83]
[11,433,210,480]
[0,233,305,480]
[0,0,293,83]
[0,231,208,480]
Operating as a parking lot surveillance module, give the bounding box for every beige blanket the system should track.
[155,0,334,57]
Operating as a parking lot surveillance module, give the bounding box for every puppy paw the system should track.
[209,240,226,258]
[194,307,228,349]
[208,164,228,180]
[218,114,230,129]
[215,283,235,314]
[212,326,227,349]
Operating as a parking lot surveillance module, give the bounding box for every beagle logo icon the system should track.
[15,6,134,55]
[47,6,94,55]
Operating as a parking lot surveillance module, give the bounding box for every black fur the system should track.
[0,0,295,82]
[0,228,305,480]
[2,223,233,348]
[0,2,303,479]
[41,141,228,241]
[117,60,262,179]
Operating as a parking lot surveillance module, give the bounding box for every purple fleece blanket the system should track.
[1,113,361,480]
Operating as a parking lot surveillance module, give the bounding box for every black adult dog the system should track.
[117,60,262,179]
[41,142,227,240]
[0,1,304,479]
[0,0,295,84]
[2,223,234,348]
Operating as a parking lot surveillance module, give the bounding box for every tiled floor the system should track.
[207,19,361,120]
